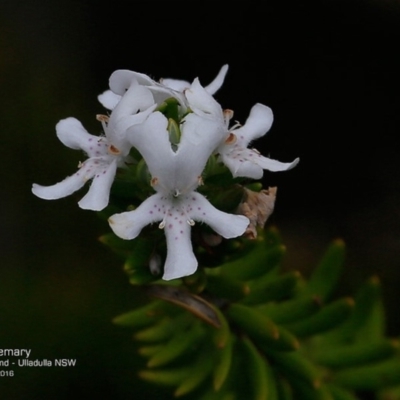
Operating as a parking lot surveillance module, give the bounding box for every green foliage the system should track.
[108,230,400,399]
[98,118,398,399]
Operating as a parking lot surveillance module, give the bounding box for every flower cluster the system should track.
[32,65,299,280]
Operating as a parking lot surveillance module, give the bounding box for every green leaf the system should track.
[220,243,286,281]
[304,239,346,301]
[139,367,190,386]
[326,384,358,400]
[206,272,250,302]
[288,379,334,400]
[134,317,180,343]
[241,271,302,305]
[315,339,399,369]
[323,277,383,345]
[147,320,205,368]
[213,335,234,391]
[123,242,160,285]
[258,295,322,324]
[241,336,275,400]
[267,350,322,389]
[333,357,400,390]
[173,347,215,397]
[284,297,354,338]
[98,232,136,257]
[226,304,279,346]
[112,301,166,329]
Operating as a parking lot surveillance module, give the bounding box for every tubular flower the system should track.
[218,103,299,179]
[32,81,156,211]
[108,92,249,280]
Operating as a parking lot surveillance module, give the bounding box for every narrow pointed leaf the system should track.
[258,295,322,324]
[241,271,301,305]
[226,304,279,346]
[221,244,286,281]
[241,336,272,400]
[315,339,399,368]
[174,350,215,397]
[147,322,205,367]
[304,239,345,301]
[333,357,400,390]
[284,297,354,338]
[213,335,234,391]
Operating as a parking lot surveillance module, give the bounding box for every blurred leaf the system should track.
[303,239,346,301]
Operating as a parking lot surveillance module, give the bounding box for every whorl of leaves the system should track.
[108,228,400,400]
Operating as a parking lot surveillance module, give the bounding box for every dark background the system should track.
[1,1,400,398]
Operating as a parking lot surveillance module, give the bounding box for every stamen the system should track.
[225,133,237,145]
[151,177,159,187]
[197,176,204,186]
[230,121,242,130]
[108,144,121,155]
[187,219,195,226]
[159,220,166,229]
[96,114,109,123]
[223,109,234,120]
[174,189,181,197]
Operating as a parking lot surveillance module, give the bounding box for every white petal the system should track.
[115,103,157,135]
[127,112,175,180]
[173,114,226,191]
[110,84,154,124]
[78,159,117,210]
[104,85,155,155]
[185,78,223,119]
[108,193,165,240]
[161,78,190,92]
[147,85,187,108]
[98,90,121,110]
[109,69,187,109]
[189,192,249,239]
[56,118,103,155]
[254,155,300,172]
[32,160,98,200]
[162,214,197,280]
[220,153,264,179]
[204,64,229,95]
[161,64,228,96]
[234,103,273,144]
[32,177,84,200]
[109,70,155,95]
[179,112,225,148]
[220,147,299,179]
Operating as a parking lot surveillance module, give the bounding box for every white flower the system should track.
[98,70,186,113]
[33,64,298,282]
[32,81,156,211]
[161,64,229,95]
[108,84,249,281]
[97,64,229,113]
[218,103,299,179]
